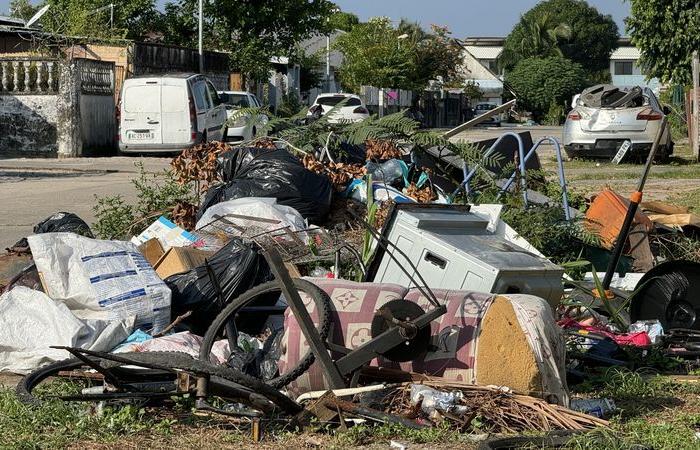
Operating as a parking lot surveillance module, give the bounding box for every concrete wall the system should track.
[1,57,116,158]
[0,94,59,156]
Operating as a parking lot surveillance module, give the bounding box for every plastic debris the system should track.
[410,384,469,418]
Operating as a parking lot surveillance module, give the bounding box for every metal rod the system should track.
[198,0,204,73]
[262,246,347,389]
[602,117,667,289]
[453,131,526,205]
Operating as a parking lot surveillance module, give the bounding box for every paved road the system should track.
[0,127,564,249]
[0,157,171,249]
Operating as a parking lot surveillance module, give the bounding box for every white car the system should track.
[474,103,501,127]
[218,91,268,143]
[118,73,227,154]
[563,85,673,160]
[307,93,370,123]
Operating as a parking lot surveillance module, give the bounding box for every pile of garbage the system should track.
[3,134,700,444]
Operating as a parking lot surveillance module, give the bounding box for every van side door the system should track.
[205,81,226,140]
[191,79,210,141]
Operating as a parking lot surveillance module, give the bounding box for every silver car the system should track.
[563,84,673,161]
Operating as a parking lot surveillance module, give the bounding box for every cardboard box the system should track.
[153,246,213,279]
[138,238,165,267]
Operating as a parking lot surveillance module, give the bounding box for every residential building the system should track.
[460,37,506,105]
[460,36,663,102]
[610,37,661,93]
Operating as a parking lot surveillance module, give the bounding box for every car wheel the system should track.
[564,148,578,160]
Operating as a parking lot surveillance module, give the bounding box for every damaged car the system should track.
[563,84,673,161]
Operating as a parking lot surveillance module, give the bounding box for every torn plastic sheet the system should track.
[0,287,133,374]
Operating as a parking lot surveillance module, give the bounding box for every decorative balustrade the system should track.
[0,58,60,95]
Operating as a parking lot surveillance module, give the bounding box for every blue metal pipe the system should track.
[498,136,572,220]
[452,132,526,202]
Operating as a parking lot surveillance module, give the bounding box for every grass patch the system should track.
[567,369,700,449]
[668,187,700,213]
[0,388,177,448]
[566,162,700,181]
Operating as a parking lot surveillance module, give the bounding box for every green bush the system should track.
[505,56,588,121]
[543,100,566,125]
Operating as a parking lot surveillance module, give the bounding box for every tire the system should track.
[199,279,333,389]
[17,358,86,406]
[16,357,172,406]
[17,353,302,414]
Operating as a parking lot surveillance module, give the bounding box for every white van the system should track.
[118,73,227,153]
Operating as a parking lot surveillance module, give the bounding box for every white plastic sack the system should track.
[196,197,307,234]
[0,287,133,373]
[28,233,172,333]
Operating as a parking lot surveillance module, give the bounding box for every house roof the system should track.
[0,16,25,27]
[610,46,641,60]
[464,45,502,60]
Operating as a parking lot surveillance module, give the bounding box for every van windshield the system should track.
[221,93,249,108]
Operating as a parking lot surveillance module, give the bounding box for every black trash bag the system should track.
[201,147,333,223]
[165,237,274,335]
[34,212,94,236]
[11,212,94,250]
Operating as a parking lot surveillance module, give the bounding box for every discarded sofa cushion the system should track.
[199,147,333,223]
[278,278,568,405]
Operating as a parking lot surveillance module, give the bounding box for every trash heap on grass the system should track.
[3,126,700,445]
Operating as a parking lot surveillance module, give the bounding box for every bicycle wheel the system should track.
[18,352,302,415]
[16,357,176,407]
[199,278,332,389]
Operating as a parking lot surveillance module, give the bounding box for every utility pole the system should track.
[326,35,331,92]
[198,0,204,74]
[109,3,114,29]
[693,51,699,161]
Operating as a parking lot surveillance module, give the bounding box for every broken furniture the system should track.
[278,277,569,405]
[367,204,564,305]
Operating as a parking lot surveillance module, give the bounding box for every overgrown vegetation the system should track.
[500,0,619,79]
[334,17,464,92]
[92,162,195,240]
[0,388,175,448]
[627,0,700,85]
[505,56,588,121]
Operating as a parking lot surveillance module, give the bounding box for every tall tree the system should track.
[9,0,39,22]
[335,18,463,92]
[626,0,700,85]
[161,0,335,82]
[501,0,619,76]
[40,0,160,40]
[328,11,359,32]
[499,13,571,69]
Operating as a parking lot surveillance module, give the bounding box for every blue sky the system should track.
[1,0,631,37]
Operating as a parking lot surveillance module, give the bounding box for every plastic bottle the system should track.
[365,159,406,183]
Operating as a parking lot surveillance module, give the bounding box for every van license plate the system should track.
[128,132,154,140]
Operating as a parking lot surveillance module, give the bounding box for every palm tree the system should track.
[499,13,572,71]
